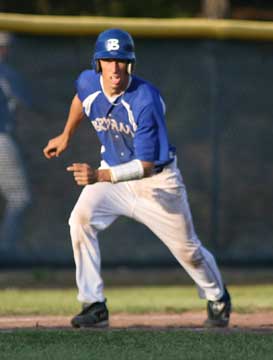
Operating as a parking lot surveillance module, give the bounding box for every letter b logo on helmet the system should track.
[93,28,136,73]
[106,39,120,51]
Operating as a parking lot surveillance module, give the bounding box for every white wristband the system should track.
[110,159,144,183]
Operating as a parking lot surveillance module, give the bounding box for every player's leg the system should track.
[129,159,231,326]
[131,179,223,300]
[0,134,31,253]
[68,181,134,317]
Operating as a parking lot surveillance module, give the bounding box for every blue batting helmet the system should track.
[92,28,136,73]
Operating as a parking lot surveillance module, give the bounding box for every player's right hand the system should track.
[43,133,69,159]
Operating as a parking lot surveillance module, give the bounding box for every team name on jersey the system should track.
[92,117,134,137]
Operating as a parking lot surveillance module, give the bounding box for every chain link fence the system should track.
[0,34,272,267]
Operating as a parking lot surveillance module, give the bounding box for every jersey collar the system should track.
[100,75,132,104]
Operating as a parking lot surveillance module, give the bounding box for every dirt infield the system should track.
[0,312,273,332]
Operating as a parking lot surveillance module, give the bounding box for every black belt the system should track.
[154,159,174,174]
[154,165,165,174]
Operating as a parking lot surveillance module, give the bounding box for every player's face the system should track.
[100,59,129,96]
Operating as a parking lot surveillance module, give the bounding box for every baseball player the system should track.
[43,28,231,328]
[0,32,32,254]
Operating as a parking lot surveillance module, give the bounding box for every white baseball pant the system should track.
[0,133,31,251]
[69,158,224,304]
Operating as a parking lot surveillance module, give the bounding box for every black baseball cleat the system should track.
[71,301,109,328]
[204,286,232,328]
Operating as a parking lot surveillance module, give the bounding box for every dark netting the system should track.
[0,34,272,267]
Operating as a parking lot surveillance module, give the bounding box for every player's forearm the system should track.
[67,160,154,186]
[62,94,84,139]
[97,160,154,183]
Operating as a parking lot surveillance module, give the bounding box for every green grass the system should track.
[0,284,273,315]
[0,285,273,359]
[0,330,273,360]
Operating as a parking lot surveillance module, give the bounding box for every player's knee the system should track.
[69,206,90,227]
[69,204,103,231]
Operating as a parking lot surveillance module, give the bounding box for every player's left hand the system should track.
[67,163,98,185]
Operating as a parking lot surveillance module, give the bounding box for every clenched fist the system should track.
[43,133,69,159]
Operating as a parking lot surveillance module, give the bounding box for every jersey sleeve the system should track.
[134,104,159,161]
[133,87,172,164]
[75,70,98,102]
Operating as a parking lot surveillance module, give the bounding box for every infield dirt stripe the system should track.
[0,312,272,330]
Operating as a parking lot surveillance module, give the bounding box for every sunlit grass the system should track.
[0,285,272,315]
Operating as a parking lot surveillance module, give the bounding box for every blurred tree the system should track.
[201,0,231,18]
[0,0,198,17]
[0,0,272,19]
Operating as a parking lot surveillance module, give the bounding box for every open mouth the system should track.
[111,76,121,85]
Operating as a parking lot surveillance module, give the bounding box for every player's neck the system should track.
[100,75,132,101]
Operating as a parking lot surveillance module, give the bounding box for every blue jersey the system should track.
[76,69,175,167]
[0,62,33,133]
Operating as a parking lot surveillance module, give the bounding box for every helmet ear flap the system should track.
[95,60,101,73]
[127,62,134,75]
